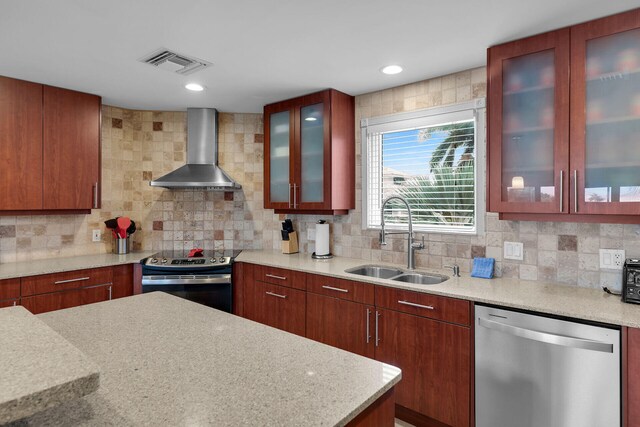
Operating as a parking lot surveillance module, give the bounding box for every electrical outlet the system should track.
[307,228,316,241]
[504,241,524,261]
[599,249,625,270]
[92,229,101,242]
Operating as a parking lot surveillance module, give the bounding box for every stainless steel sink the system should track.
[391,273,448,285]
[345,265,405,279]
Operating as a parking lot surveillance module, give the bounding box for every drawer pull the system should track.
[265,291,287,299]
[54,277,90,285]
[321,285,348,293]
[108,285,112,301]
[13,301,17,306]
[398,300,434,310]
[265,274,287,281]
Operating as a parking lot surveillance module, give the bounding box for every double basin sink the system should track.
[345,265,448,285]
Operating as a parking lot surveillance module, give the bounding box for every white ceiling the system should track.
[1,0,638,113]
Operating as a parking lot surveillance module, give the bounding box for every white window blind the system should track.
[362,100,485,234]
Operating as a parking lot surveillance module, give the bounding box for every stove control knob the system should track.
[211,258,217,263]
[150,258,158,264]
[162,259,167,264]
[219,257,226,264]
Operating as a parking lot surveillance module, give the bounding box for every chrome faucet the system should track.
[379,196,424,270]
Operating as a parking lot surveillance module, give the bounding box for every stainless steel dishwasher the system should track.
[475,305,620,427]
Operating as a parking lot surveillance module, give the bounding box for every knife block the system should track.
[281,231,299,254]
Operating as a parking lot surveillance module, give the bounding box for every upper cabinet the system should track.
[488,8,640,223]
[264,89,355,215]
[0,76,101,213]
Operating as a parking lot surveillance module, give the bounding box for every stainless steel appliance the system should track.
[141,250,240,312]
[475,305,620,427]
[623,258,640,304]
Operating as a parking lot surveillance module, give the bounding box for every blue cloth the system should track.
[471,257,495,279]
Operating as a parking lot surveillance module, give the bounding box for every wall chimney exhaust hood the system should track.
[149,108,241,190]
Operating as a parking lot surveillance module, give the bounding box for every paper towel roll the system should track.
[315,223,330,256]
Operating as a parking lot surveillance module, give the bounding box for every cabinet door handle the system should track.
[366,308,371,344]
[13,300,17,306]
[265,291,287,299]
[108,285,112,301]
[265,274,286,281]
[54,277,90,285]
[293,183,298,208]
[375,311,381,347]
[288,183,292,208]
[93,182,99,209]
[559,170,564,212]
[321,285,348,293]
[573,170,578,213]
[398,300,434,310]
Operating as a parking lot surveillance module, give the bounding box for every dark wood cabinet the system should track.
[375,307,472,427]
[0,278,21,301]
[244,278,306,336]
[264,89,355,215]
[43,86,101,210]
[0,76,43,211]
[0,75,101,214]
[112,264,134,300]
[21,267,113,297]
[488,8,640,223]
[626,327,640,427]
[21,283,113,315]
[306,292,374,358]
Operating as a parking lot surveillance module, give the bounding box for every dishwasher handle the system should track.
[478,317,614,353]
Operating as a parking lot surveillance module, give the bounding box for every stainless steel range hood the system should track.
[149,108,241,190]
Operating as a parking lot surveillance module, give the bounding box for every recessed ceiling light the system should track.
[381,65,403,75]
[305,117,317,122]
[185,83,205,92]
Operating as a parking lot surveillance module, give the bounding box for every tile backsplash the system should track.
[0,66,637,289]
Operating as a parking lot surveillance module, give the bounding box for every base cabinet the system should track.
[627,327,640,427]
[21,283,113,314]
[375,308,471,427]
[244,279,306,336]
[306,292,374,358]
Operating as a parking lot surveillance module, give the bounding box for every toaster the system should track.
[623,259,640,304]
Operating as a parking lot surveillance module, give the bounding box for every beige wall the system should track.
[1,66,638,289]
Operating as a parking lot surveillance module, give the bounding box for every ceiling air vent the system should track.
[140,48,211,75]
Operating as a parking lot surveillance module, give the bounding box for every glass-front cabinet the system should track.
[263,89,355,214]
[571,12,640,215]
[488,29,570,214]
[488,9,640,221]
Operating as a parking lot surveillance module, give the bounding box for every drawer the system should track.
[244,280,306,336]
[375,286,471,326]
[307,274,374,305]
[21,283,113,314]
[0,278,20,301]
[252,264,306,290]
[21,267,113,296]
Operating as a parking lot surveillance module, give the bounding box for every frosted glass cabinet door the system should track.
[488,28,570,214]
[571,11,640,215]
[269,111,290,203]
[583,29,640,206]
[300,103,324,203]
[501,50,557,206]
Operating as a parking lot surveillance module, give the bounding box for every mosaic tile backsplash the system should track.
[0,66,637,289]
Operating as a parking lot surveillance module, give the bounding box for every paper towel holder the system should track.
[312,219,333,259]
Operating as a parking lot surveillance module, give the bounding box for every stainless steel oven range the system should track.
[141,250,240,313]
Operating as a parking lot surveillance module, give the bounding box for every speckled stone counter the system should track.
[0,306,100,424]
[236,250,640,329]
[0,252,155,281]
[12,292,401,426]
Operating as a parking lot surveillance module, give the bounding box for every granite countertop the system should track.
[236,250,640,329]
[0,252,155,281]
[0,306,100,424]
[12,292,401,426]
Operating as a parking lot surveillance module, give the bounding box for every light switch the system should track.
[504,241,524,261]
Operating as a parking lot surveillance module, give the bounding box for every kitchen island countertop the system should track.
[12,292,400,426]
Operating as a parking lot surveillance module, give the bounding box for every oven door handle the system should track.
[141,275,231,286]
